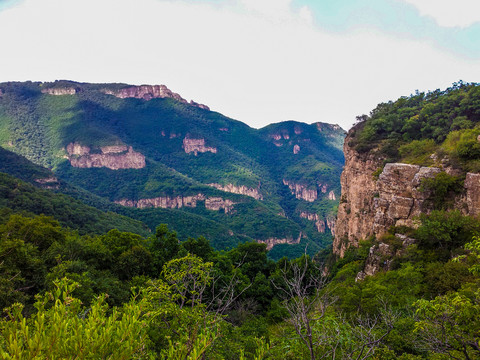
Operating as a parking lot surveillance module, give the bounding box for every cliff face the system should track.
[41,87,77,95]
[66,143,146,170]
[207,183,263,200]
[256,233,302,250]
[183,138,217,155]
[115,194,235,213]
[103,85,209,110]
[283,179,318,202]
[333,133,381,256]
[334,133,480,257]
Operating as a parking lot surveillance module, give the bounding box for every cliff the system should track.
[102,84,209,110]
[66,143,146,170]
[334,132,480,257]
[256,233,302,250]
[207,183,263,200]
[183,137,217,155]
[41,87,77,95]
[115,194,235,213]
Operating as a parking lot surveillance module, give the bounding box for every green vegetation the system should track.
[350,81,480,171]
[0,81,345,258]
[1,207,479,359]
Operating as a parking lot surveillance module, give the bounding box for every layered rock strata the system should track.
[183,138,217,155]
[334,135,480,257]
[34,177,60,189]
[66,143,145,170]
[283,179,317,202]
[102,85,209,110]
[115,194,235,213]
[207,183,262,200]
[257,233,302,250]
[41,87,77,95]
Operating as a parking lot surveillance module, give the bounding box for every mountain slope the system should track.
[0,80,345,257]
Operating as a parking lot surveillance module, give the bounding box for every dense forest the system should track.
[1,206,479,359]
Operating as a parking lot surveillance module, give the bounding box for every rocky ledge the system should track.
[34,177,60,190]
[115,194,235,214]
[283,180,318,202]
[207,183,262,200]
[256,233,302,250]
[66,143,145,170]
[334,132,480,257]
[183,138,217,156]
[102,85,209,110]
[41,87,77,95]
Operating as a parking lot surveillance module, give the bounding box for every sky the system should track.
[0,0,479,130]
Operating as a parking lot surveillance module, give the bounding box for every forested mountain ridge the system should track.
[0,80,345,258]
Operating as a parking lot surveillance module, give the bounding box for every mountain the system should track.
[334,81,480,258]
[0,80,345,258]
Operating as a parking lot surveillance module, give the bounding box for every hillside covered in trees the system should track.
[1,82,480,359]
[0,81,345,259]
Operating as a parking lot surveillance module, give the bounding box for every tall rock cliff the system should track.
[333,131,381,257]
[334,129,480,258]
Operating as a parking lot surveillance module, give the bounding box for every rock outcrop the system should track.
[334,133,480,257]
[116,194,235,213]
[293,144,300,154]
[257,233,302,250]
[356,233,416,280]
[183,138,217,155]
[328,190,336,200]
[283,180,317,202]
[355,243,394,281]
[34,177,60,189]
[41,87,77,95]
[300,212,326,233]
[102,85,209,110]
[66,142,145,170]
[207,183,263,200]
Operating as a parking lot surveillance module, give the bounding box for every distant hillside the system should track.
[0,80,345,258]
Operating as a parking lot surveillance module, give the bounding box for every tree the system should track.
[0,278,154,359]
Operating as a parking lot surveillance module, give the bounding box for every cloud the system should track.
[0,0,478,130]
[402,0,480,28]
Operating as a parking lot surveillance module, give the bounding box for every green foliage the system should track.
[415,210,480,259]
[351,82,480,173]
[398,139,437,165]
[0,81,345,257]
[0,172,148,236]
[419,171,463,210]
[0,278,154,359]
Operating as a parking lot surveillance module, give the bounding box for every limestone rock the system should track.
[116,194,236,213]
[207,183,263,200]
[293,144,300,154]
[41,87,77,95]
[256,233,302,250]
[283,179,317,202]
[66,142,145,170]
[356,243,393,281]
[183,137,217,156]
[328,190,336,200]
[34,177,60,189]
[334,131,480,257]
[102,84,209,110]
[299,212,325,233]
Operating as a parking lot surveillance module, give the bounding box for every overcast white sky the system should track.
[0,0,479,130]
